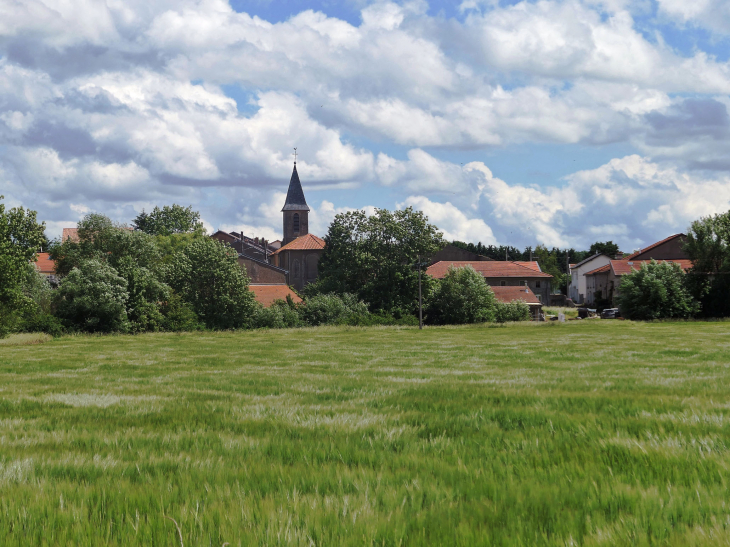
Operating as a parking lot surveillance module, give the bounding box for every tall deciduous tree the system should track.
[0,196,46,311]
[589,241,620,257]
[616,260,698,320]
[310,207,444,315]
[133,204,204,236]
[164,238,256,329]
[683,211,730,316]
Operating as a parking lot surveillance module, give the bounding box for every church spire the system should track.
[282,161,310,212]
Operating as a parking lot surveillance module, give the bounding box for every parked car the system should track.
[601,308,620,319]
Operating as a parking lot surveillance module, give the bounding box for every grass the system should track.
[0,332,53,346]
[1,321,730,545]
[543,306,579,319]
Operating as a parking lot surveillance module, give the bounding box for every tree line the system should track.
[0,201,531,337]
[4,194,729,336]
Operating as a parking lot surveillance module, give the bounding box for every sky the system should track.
[2,0,730,251]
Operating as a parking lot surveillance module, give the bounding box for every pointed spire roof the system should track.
[282,163,310,211]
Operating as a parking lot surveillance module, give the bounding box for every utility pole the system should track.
[566,252,571,296]
[505,247,508,261]
[418,254,423,330]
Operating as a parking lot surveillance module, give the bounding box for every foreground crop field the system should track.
[2,321,730,546]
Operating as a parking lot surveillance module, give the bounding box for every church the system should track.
[270,162,326,291]
[210,160,325,295]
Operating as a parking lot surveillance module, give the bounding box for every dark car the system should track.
[601,308,620,319]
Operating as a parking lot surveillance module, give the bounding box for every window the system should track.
[293,260,300,278]
[500,281,506,286]
[536,281,541,288]
[293,213,300,232]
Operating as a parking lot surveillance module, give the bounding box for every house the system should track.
[491,285,543,320]
[426,261,553,303]
[568,253,612,304]
[62,228,79,242]
[33,252,57,286]
[210,230,277,263]
[249,284,302,308]
[584,234,691,306]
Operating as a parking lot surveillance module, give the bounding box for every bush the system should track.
[426,266,497,325]
[54,259,130,333]
[160,293,203,332]
[298,293,369,326]
[617,260,699,320]
[18,312,65,337]
[495,300,531,323]
[251,300,303,329]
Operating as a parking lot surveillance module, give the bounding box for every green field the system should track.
[2,321,730,546]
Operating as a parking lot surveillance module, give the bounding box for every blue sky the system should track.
[2,0,730,250]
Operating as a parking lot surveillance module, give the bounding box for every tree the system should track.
[683,211,730,317]
[589,241,620,257]
[164,238,256,329]
[426,265,497,325]
[616,260,699,320]
[133,204,204,236]
[310,207,444,315]
[0,196,46,336]
[54,259,130,332]
[50,214,168,332]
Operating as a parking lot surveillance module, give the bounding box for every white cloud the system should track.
[398,196,497,244]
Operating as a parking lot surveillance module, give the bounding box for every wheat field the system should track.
[1,321,730,545]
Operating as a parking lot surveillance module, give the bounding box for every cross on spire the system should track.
[292,147,297,164]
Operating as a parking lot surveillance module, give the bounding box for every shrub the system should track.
[495,300,531,323]
[160,293,203,332]
[54,259,130,333]
[251,300,303,329]
[298,293,369,326]
[426,266,497,325]
[617,260,699,320]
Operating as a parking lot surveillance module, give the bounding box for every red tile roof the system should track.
[249,284,303,307]
[426,261,553,279]
[625,234,685,260]
[273,233,325,253]
[34,252,55,274]
[585,264,611,275]
[514,261,542,272]
[62,228,79,242]
[611,259,693,276]
[491,285,541,305]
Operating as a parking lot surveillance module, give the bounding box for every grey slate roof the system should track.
[281,164,310,211]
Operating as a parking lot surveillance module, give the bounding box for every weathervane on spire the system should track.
[293,147,298,164]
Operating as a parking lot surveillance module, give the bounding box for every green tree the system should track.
[133,204,204,236]
[589,241,620,257]
[426,265,497,325]
[310,207,444,315]
[0,197,46,336]
[164,238,256,329]
[49,214,168,331]
[616,260,699,320]
[54,259,130,332]
[683,211,730,317]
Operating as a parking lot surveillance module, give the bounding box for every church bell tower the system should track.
[281,159,310,245]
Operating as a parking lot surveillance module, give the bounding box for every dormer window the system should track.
[293,213,300,232]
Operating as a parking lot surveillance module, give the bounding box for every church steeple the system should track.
[281,163,310,212]
[282,160,310,245]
